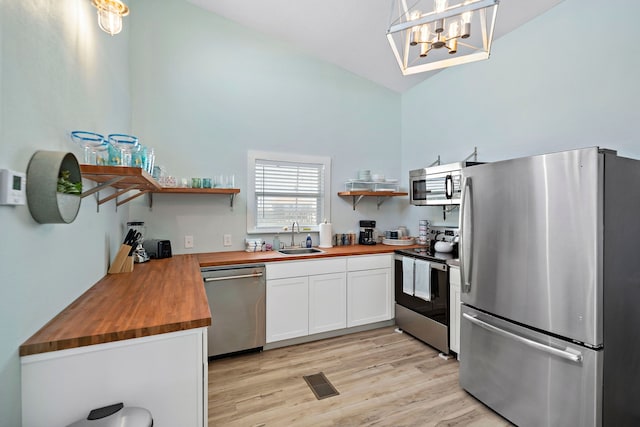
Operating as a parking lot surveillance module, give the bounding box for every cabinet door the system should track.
[347,268,393,327]
[449,266,461,355]
[309,273,347,334]
[266,277,309,343]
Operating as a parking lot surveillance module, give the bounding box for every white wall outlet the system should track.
[184,235,194,248]
[223,234,232,247]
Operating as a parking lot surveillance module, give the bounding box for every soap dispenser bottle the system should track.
[306,234,312,248]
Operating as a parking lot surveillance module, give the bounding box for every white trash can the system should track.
[67,402,153,427]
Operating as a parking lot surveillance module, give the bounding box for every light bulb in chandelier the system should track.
[461,10,472,38]
[409,11,423,45]
[433,0,448,33]
[447,22,459,54]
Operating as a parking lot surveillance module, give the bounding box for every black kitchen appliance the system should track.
[358,220,376,245]
[394,246,452,354]
[143,239,172,259]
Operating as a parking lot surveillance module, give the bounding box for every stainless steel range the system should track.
[394,245,455,354]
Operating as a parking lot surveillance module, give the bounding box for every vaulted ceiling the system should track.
[186,0,565,93]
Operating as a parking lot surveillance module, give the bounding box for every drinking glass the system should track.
[70,131,106,164]
[107,134,139,167]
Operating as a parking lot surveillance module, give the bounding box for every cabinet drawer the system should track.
[347,254,392,271]
[267,257,346,280]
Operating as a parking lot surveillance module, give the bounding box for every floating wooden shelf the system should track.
[80,165,162,206]
[151,187,240,208]
[80,165,241,208]
[338,191,408,210]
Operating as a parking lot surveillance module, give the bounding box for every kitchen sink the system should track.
[278,247,324,255]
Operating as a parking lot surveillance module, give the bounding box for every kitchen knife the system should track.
[123,228,135,245]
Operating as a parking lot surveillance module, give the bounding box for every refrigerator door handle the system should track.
[459,177,472,293]
[462,313,583,363]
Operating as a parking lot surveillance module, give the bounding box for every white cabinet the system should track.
[266,276,310,342]
[266,258,347,343]
[21,328,207,427]
[346,254,394,327]
[449,265,461,356]
[309,273,347,334]
[265,255,394,344]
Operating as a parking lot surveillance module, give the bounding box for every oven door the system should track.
[394,255,449,325]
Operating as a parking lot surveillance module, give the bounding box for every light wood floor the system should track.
[208,327,511,427]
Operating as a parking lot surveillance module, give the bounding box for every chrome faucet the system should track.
[290,221,300,247]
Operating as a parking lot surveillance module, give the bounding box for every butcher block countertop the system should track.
[20,255,211,357]
[21,244,418,357]
[198,243,422,267]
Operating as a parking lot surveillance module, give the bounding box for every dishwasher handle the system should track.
[203,272,264,282]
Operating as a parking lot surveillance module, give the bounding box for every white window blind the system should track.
[255,159,325,229]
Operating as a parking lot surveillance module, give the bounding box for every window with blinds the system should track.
[248,151,331,233]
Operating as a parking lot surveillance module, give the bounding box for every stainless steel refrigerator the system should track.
[458,147,640,426]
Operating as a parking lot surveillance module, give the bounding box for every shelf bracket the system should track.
[81,176,126,199]
[376,196,391,210]
[117,190,149,207]
[230,193,235,209]
[96,185,138,206]
[349,195,365,210]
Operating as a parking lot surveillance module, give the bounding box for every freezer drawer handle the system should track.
[462,313,583,363]
[204,272,264,282]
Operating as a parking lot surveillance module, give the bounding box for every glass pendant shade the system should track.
[91,0,129,36]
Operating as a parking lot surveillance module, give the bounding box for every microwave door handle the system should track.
[445,174,453,199]
[459,177,472,293]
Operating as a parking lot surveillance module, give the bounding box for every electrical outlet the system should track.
[184,235,194,248]
[223,234,232,247]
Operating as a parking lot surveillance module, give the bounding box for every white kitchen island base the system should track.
[21,328,208,427]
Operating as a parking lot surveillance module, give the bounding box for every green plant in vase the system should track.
[57,170,82,195]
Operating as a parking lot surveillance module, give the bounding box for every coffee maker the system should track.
[359,220,377,245]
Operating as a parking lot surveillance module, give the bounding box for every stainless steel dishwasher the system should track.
[201,264,266,358]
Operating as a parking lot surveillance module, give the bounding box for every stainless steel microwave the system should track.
[409,161,483,206]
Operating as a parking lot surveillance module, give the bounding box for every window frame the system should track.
[247,150,331,234]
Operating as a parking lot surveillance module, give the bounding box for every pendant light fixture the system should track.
[91,0,129,36]
[387,0,499,75]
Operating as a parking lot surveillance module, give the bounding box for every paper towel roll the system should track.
[319,221,333,248]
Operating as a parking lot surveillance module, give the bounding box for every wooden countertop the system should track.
[20,255,211,357]
[21,244,418,357]
[198,243,423,267]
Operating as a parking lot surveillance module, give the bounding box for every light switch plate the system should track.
[184,235,194,248]
[223,234,232,246]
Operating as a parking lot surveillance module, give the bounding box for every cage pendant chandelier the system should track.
[387,0,499,75]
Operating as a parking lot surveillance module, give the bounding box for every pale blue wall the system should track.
[127,0,404,251]
[401,0,640,228]
[3,0,640,424]
[0,1,131,425]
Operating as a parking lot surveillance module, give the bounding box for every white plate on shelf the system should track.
[382,237,415,246]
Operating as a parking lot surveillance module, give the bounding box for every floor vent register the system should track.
[303,372,340,400]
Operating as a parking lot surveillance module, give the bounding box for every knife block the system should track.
[108,244,134,274]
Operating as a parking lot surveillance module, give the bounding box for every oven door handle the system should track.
[462,313,583,363]
[459,177,472,293]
